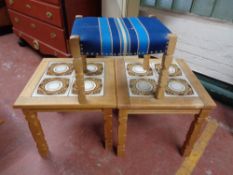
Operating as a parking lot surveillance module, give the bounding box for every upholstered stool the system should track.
[70,16,177,100]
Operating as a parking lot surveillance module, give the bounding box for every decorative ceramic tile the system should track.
[69,77,104,96]
[32,61,105,97]
[166,78,194,96]
[129,78,156,96]
[47,63,74,76]
[155,63,182,77]
[127,63,153,77]
[125,60,198,97]
[85,63,103,76]
[35,77,70,96]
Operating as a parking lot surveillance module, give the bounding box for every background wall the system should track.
[102,0,140,17]
[140,7,233,85]
[102,0,123,17]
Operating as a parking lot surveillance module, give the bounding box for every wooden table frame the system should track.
[115,58,216,157]
[14,58,116,157]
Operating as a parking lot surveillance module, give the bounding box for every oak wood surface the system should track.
[103,109,113,150]
[176,59,216,109]
[69,35,86,102]
[23,110,49,157]
[117,110,128,157]
[14,58,117,110]
[115,58,214,110]
[181,109,211,156]
[156,34,177,99]
[116,57,216,157]
[14,57,115,157]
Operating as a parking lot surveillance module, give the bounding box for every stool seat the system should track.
[71,17,171,56]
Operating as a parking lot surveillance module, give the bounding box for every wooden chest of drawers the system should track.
[5,0,101,57]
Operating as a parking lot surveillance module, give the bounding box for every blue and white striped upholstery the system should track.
[71,17,171,56]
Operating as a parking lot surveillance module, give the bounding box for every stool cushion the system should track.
[71,17,171,56]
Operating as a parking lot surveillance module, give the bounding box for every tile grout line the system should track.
[176,117,218,175]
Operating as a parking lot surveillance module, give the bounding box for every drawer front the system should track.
[6,0,63,27]
[9,10,67,52]
[38,0,60,5]
[14,28,70,57]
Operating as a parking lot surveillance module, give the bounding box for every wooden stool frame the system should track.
[72,15,177,100]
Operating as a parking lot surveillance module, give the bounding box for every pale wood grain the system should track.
[14,58,117,109]
[103,109,113,150]
[23,110,49,157]
[117,110,128,157]
[14,58,116,157]
[116,58,205,110]
[143,54,150,70]
[156,34,177,99]
[69,36,86,102]
[116,58,215,157]
[181,109,210,156]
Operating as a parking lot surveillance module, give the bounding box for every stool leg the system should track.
[82,55,87,73]
[76,57,86,102]
[70,36,86,103]
[155,34,177,99]
[117,110,128,157]
[155,55,172,98]
[103,109,113,150]
[181,109,209,157]
[143,54,150,71]
[23,110,49,157]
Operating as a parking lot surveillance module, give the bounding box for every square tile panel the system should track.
[32,61,104,97]
[125,60,198,97]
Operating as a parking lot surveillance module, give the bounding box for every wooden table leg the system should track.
[103,109,113,150]
[181,109,210,157]
[143,54,150,71]
[23,110,49,157]
[117,110,128,157]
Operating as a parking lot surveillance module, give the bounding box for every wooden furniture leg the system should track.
[143,54,150,70]
[117,110,128,157]
[70,36,86,103]
[155,55,172,98]
[23,110,49,157]
[103,109,113,150]
[82,55,87,73]
[155,34,177,99]
[181,109,210,157]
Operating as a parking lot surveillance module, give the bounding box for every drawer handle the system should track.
[33,40,40,50]
[50,32,56,39]
[9,0,14,5]
[30,23,36,29]
[25,4,32,9]
[46,12,53,19]
[14,17,19,23]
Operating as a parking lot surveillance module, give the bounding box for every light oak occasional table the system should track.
[14,58,116,157]
[116,58,216,157]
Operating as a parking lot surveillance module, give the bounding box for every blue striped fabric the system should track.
[71,17,171,56]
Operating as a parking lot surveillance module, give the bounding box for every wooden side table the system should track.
[115,58,216,157]
[14,58,116,157]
